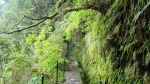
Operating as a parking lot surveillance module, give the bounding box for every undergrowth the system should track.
[64,0,150,83]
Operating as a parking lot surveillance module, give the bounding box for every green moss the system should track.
[64,0,150,83]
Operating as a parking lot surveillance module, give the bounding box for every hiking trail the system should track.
[64,58,82,84]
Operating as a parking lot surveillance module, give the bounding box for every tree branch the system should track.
[24,15,44,20]
[12,16,25,29]
[0,4,105,34]
[1,19,46,34]
[63,5,94,14]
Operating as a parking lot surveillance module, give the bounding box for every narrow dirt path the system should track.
[64,58,82,84]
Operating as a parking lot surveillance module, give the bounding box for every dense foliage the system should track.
[65,0,150,84]
[0,0,150,84]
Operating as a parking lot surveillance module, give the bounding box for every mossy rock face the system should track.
[63,0,150,83]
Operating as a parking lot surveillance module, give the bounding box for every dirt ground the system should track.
[64,58,82,84]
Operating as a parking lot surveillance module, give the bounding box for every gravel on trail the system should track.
[64,58,82,84]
